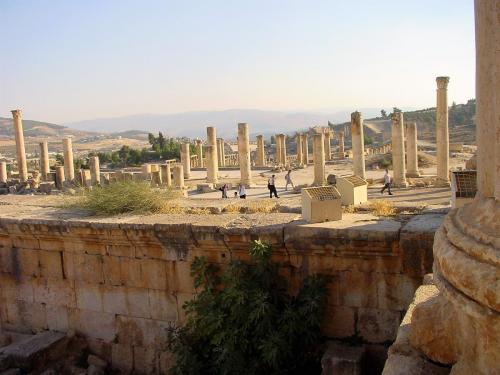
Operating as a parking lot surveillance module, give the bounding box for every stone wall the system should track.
[0,214,441,374]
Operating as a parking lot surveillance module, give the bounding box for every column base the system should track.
[392,181,409,188]
[406,172,421,178]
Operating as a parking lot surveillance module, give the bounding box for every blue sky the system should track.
[0,0,475,123]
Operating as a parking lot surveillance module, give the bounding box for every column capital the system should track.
[436,76,450,89]
[351,111,362,123]
[11,109,22,118]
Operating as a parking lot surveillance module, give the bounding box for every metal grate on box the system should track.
[453,171,477,198]
[304,186,341,200]
[343,175,367,187]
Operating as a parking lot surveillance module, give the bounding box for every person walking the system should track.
[268,175,279,198]
[238,183,247,199]
[381,169,393,195]
[220,183,229,198]
[285,170,294,191]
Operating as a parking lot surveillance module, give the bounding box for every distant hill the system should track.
[63,108,384,139]
[0,117,90,138]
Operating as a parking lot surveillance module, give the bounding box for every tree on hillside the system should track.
[381,109,387,118]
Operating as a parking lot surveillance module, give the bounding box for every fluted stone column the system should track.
[296,134,303,166]
[302,134,309,165]
[204,145,218,184]
[207,127,219,178]
[436,76,450,185]
[161,164,172,187]
[313,133,325,185]
[11,110,28,182]
[324,129,332,161]
[338,131,345,159]
[55,166,65,190]
[256,135,265,166]
[62,137,75,182]
[0,162,7,183]
[195,140,203,167]
[351,112,366,179]
[173,164,184,189]
[237,123,252,186]
[39,141,50,181]
[181,143,191,179]
[406,122,420,177]
[391,112,408,187]
[89,156,101,185]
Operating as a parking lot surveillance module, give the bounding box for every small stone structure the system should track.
[336,175,368,206]
[450,170,477,208]
[351,112,366,179]
[301,185,342,223]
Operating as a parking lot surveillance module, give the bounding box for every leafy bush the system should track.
[168,240,331,375]
[69,180,174,215]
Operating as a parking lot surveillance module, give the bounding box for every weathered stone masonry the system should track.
[0,214,440,373]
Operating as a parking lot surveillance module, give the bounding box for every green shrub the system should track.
[168,240,331,375]
[69,180,173,215]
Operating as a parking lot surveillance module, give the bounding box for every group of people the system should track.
[220,168,395,199]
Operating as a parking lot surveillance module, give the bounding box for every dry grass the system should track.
[368,200,396,216]
[223,200,278,214]
[343,205,357,214]
[66,180,176,215]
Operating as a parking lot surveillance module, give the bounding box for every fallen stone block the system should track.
[0,331,68,372]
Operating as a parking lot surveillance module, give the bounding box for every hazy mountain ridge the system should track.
[63,108,384,139]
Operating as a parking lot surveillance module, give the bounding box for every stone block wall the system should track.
[0,214,442,373]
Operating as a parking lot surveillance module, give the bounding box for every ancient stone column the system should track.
[216,138,224,166]
[161,164,172,187]
[436,76,450,185]
[406,122,420,177]
[351,112,366,179]
[173,164,184,189]
[0,162,7,183]
[324,129,332,161]
[142,164,151,179]
[204,145,218,184]
[180,142,191,179]
[89,156,101,185]
[301,134,309,165]
[151,171,162,187]
[391,112,408,187]
[238,123,252,186]
[62,137,75,182]
[296,134,303,166]
[256,135,265,166]
[313,133,325,185]
[195,140,203,167]
[338,131,345,159]
[11,109,28,182]
[39,141,50,181]
[55,166,65,190]
[275,134,282,165]
[476,1,499,199]
[207,127,219,177]
[279,134,287,166]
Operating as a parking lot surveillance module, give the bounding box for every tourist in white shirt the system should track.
[381,169,393,195]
